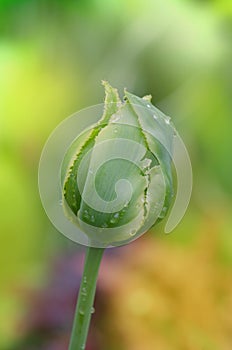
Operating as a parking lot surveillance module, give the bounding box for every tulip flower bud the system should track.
[61,82,174,247]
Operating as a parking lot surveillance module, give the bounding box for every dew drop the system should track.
[109,212,120,224]
[121,210,125,216]
[110,217,117,224]
[147,104,151,108]
[165,117,171,124]
[90,215,95,223]
[113,128,118,134]
[79,309,84,316]
[83,210,90,219]
[153,114,158,120]
[130,229,137,236]
[111,114,120,122]
[91,307,95,314]
[159,206,168,218]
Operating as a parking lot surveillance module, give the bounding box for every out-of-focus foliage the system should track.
[0,0,232,348]
[6,234,232,350]
[101,235,232,350]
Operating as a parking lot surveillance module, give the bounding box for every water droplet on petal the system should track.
[165,117,171,124]
[83,210,90,220]
[111,114,121,122]
[110,218,116,224]
[159,206,168,218]
[109,212,120,224]
[130,229,137,236]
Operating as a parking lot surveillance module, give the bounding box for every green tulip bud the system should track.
[38,81,191,350]
[61,82,174,247]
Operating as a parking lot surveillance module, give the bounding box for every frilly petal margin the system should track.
[62,82,174,246]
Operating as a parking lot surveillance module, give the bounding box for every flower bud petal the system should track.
[62,82,174,246]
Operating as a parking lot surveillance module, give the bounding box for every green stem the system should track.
[69,247,105,350]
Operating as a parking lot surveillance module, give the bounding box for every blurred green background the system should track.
[1,0,232,349]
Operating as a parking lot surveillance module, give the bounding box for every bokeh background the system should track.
[1,0,232,349]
